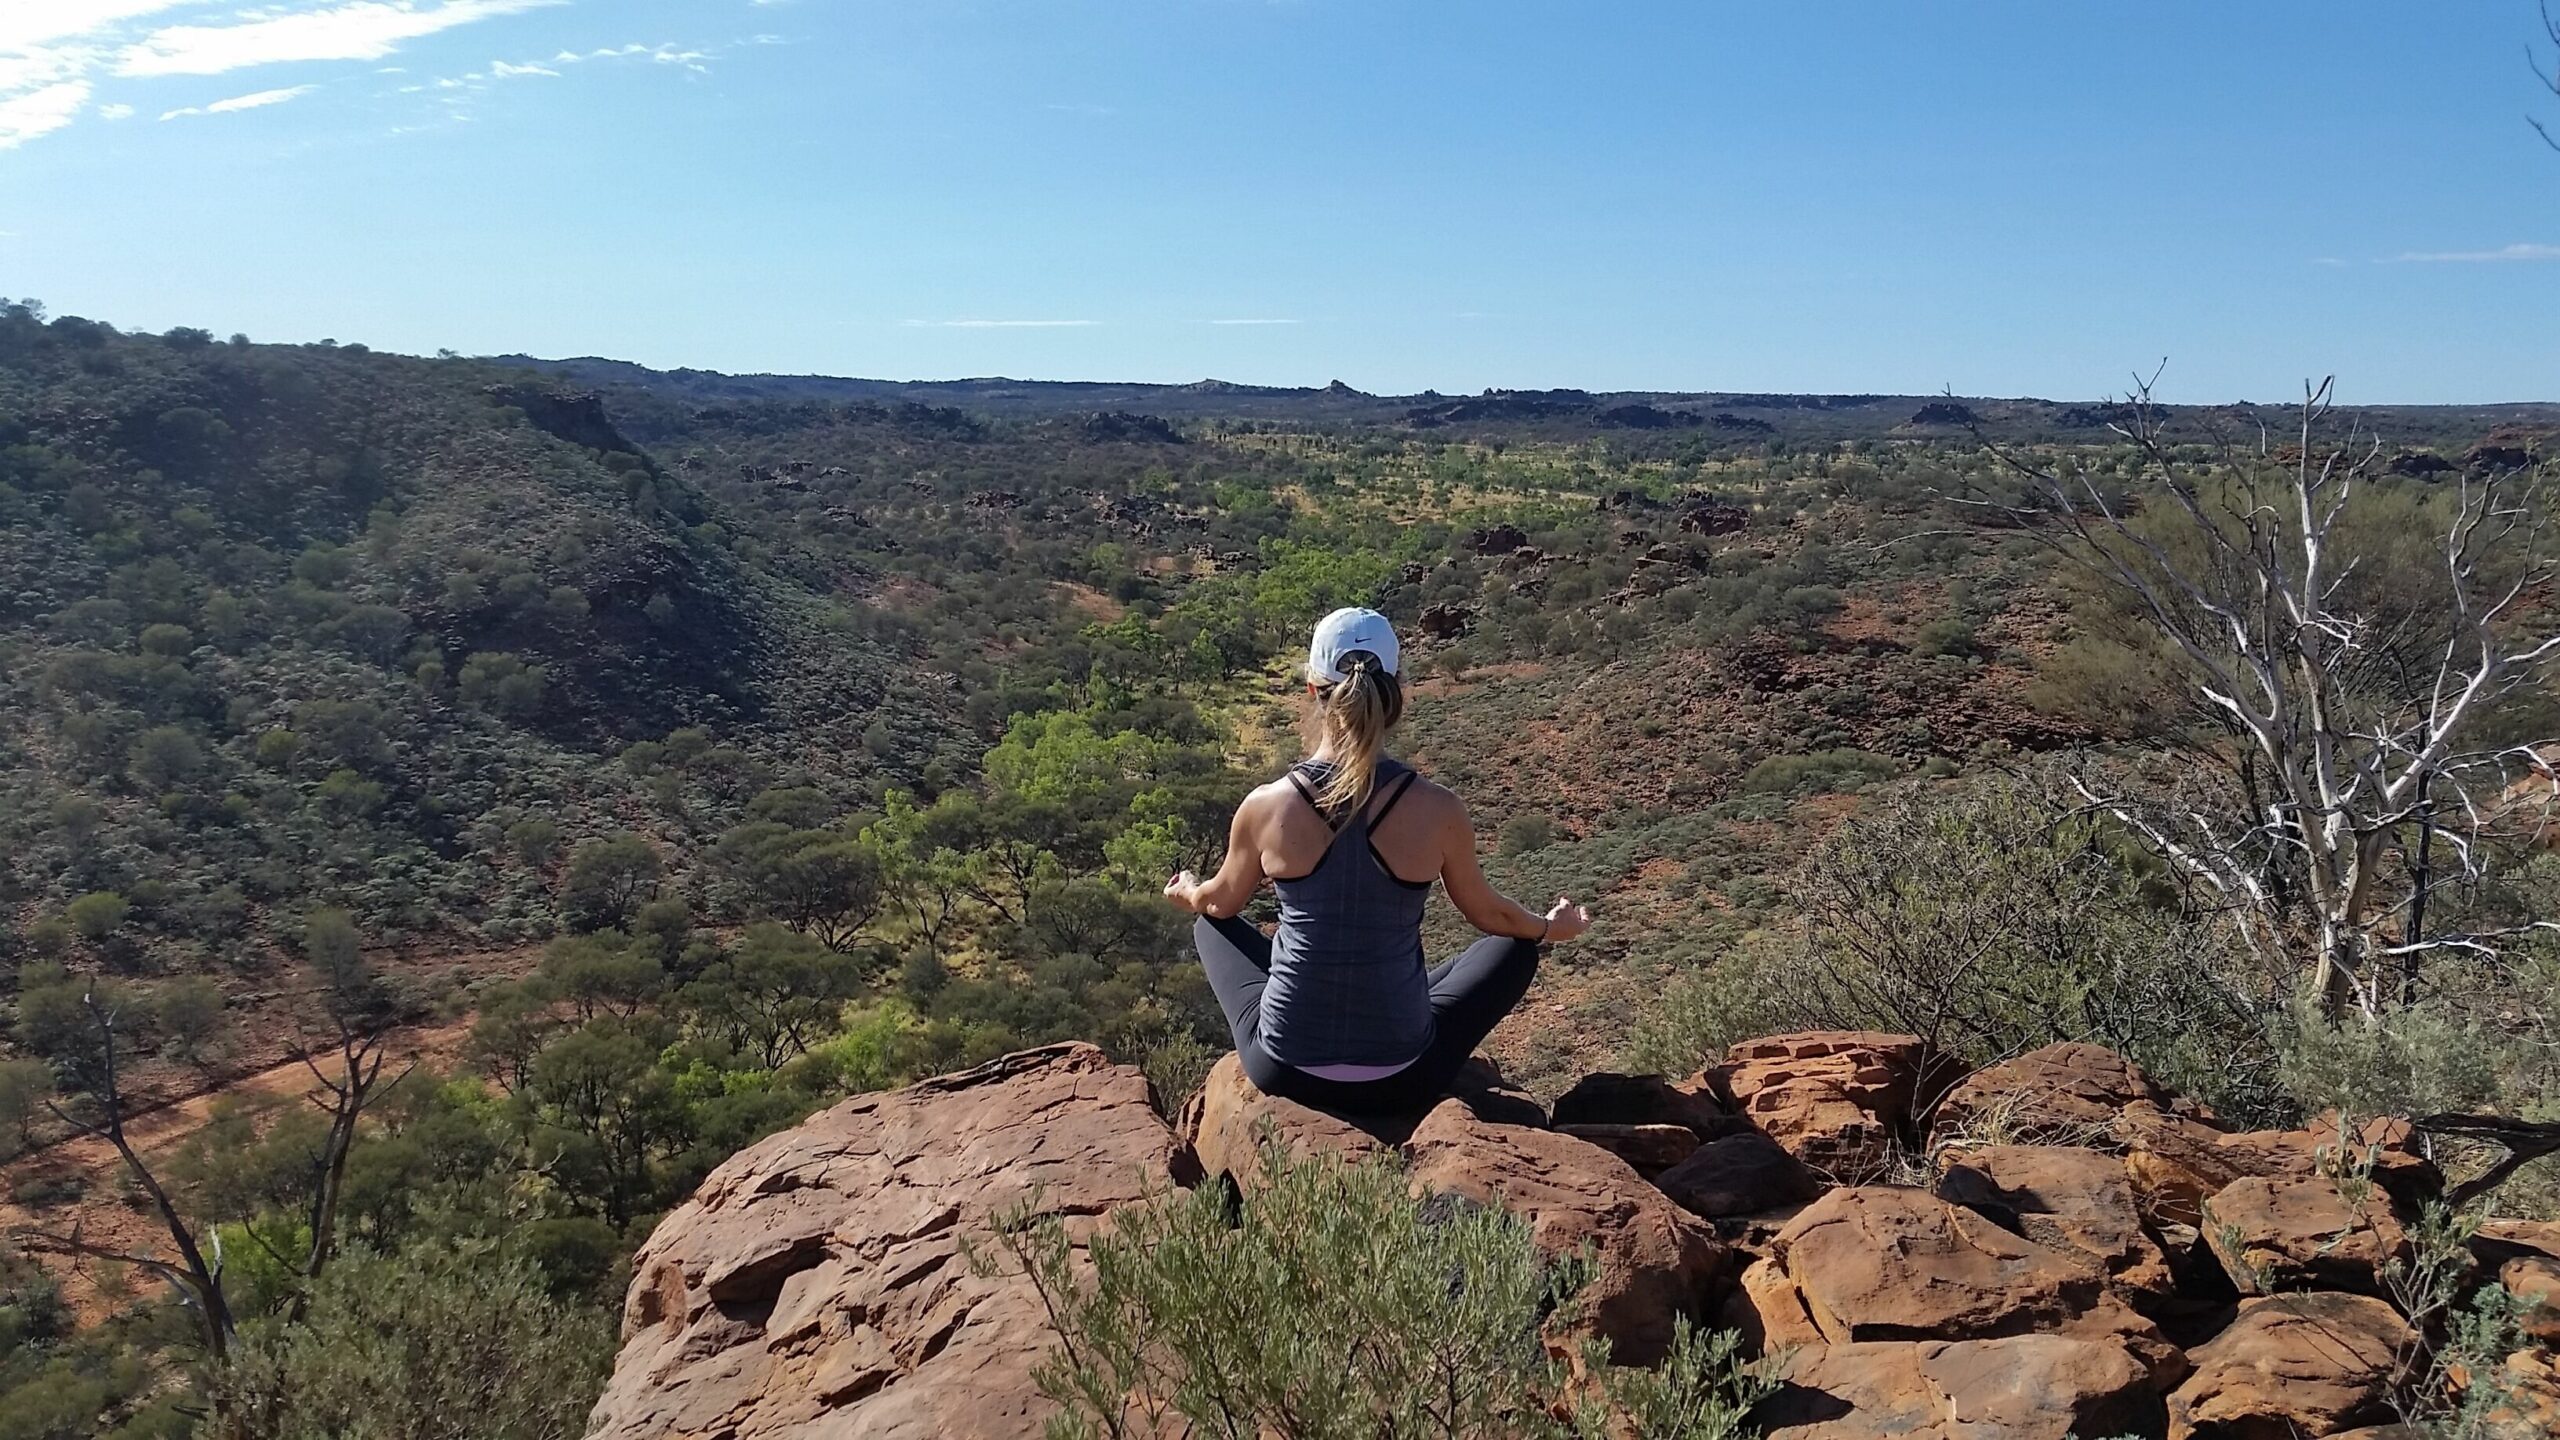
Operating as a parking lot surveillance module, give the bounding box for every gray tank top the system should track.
[1258,758,1436,1069]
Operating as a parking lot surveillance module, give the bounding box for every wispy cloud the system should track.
[2388,243,2560,264]
[116,0,561,78]
[0,79,91,149]
[4,0,564,152]
[162,83,315,120]
[1208,318,1301,326]
[902,319,1100,328]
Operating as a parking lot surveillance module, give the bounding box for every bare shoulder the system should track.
[1237,777,1294,817]
[1394,770,1469,828]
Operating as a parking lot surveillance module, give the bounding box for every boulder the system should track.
[2116,1102,2255,1227]
[1934,1042,2177,1145]
[588,1043,1184,1440]
[1404,1097,1728,1364]
[2217,1115,2441,1212]
[1654,1130,1825,1219]
[1552,1123,1701,1177]
[1755,1336,2163,1440]
[1765,1186,2182,1384]
[1714,1031,1929,1180]
[1180,1051,1545,1189]
[2115,1106,2439,1227]
[2484,1347,2560,1437]
[2167,1292,2414,1439]
[1936,1145,2175,1305]
[2473,1216,2560,1266]
[1415,601,1476,640]
[2199,1175,2413,1296]
[1725,1255,1828,1352]
[1550,1071,1733,1138]
[2505,1254,2560,1347]
[1184,1052,1394,1187]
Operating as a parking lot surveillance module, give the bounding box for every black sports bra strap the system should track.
[1284,768,1340,830]
[1368,769,1421,828]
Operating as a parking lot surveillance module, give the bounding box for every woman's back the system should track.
[1259,758,1434,1068]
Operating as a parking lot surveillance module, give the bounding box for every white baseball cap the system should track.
[1307,607,1401,683]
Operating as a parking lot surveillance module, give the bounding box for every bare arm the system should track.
[1163,791,1269,919]
[1439,799,1589,943]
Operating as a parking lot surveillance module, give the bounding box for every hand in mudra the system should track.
[1543,896,1590,944]
[1162,870,1200,912]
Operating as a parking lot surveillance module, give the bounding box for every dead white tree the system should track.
[2536,0,2560,150]
[1967,376,2559,1021]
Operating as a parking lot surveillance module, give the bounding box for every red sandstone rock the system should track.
[1933,1041,2179,1145]
[2505,1254,2560,1347]
[1404,1097,1728,1365]
[1935,1144,2176,1306]
[1552,1122,1701,1177]
[2199,1175,2413,1296]
[1767,1186,2183,1385]
[2116,1106,2439,1229]
[1712,1031,1929,1181]
[1183,1051,1395,1187]
[588,1042,1185,1440]
[1550,1071,1734,1138]
[1655,1130,1826,1219]
[1756,1335,2164,1440]
[2167,1292,2414,1439]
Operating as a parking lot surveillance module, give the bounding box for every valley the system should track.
[2,302,2556,1435]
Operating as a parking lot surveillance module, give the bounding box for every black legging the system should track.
[1193,915,1540,1114]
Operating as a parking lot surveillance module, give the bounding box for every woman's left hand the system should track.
[1162,870,1200,913]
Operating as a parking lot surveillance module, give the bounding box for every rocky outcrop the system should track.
[1550,1070,1732,1137]
[484,382,640,455]
[2166,1293,2414,1438]
[588,1043,1183,1440]
[1416,600,1476,639]
[596,1033,2553,1439]
[1678,500,1750,536]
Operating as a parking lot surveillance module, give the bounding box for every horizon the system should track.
[5,1,2558,403]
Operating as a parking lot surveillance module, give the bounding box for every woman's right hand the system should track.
[1542,896,1590,944]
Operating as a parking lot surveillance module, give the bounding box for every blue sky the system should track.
[3,1,2555,402]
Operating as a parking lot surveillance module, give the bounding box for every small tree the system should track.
[561,833,662,930]
[153,975,227,1062]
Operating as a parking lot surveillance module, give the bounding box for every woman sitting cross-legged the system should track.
[1163,607,1590,1113]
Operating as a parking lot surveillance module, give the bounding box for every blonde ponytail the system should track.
[1312,650,1404,817]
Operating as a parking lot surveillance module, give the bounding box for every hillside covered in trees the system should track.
[3,301,2558,1436]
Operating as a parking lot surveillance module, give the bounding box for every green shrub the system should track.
[981,1139,1778,1440]
[1500,813,1558,856]
[1735,749,1898,798]
[208,1240,611,1440]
